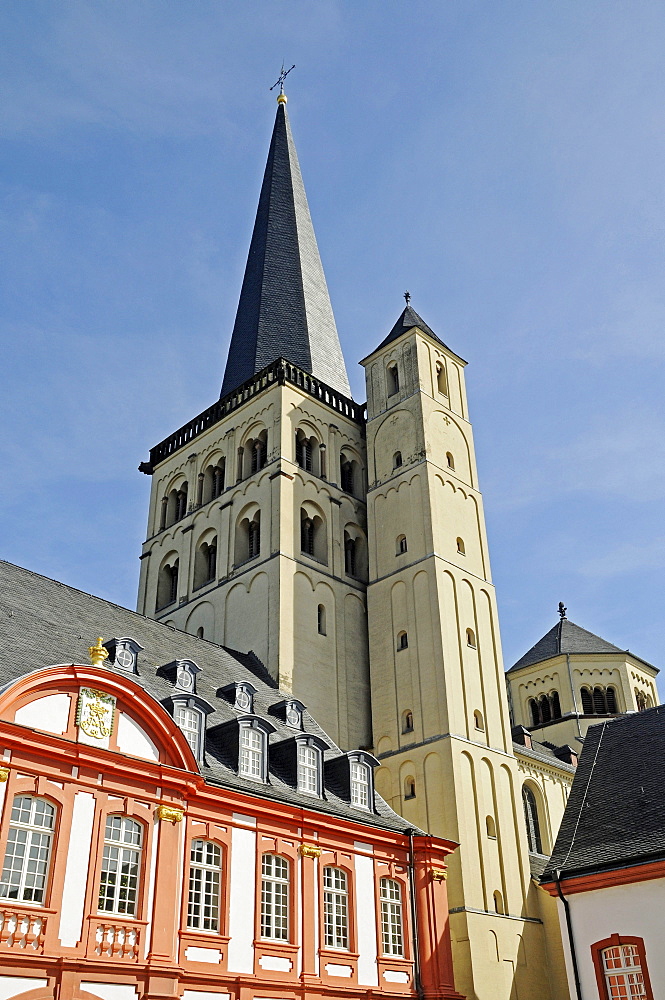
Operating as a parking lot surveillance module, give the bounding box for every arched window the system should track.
[593,937,653,1000]
[379,878,404,956]
[317,604,327,635]
[98,815,143,916]
[165,483,189,527]
[175,703,203,759]
[387,363,400,396]
[297,744,321,796]
[236,511,261,564]
[522,785,543,855]
[188,840,221,931]
[436,362,448,396]
[196,627,204,639]
[474,709,485,731]
[581,687,593,713]
[340,455,357,495]
[593,686,607,714]
[402,710,414,733]
[344,533,357,576]
[301,508,327,563]
[350,761,371,809]
[0,796,55,903]
[261,855,289,940]
[176,484,188,522]
[493,890,504,915]
[393,451,403,469]
[323,867,349,949]
[295,431,313,472]
[157,559,179,611]
[466,628,476,648]
[529,698,540,726]
[404,777,416,799]
[636,689,647,712]
[538,694,551,724]
[486,815,496,838]
[551,690,562,719]
[194,537,217,589]
[202,461,225,504]
[248,517,260,558]
[456,537,466,555]
[446,452,455,470]
[250,431,268,475]
[397,631,408,650]
[239,724,267,781]
[606,686,617,713]
[396,534,408,555]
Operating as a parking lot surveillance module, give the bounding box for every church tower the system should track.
[362,310,567,1000]
[137,93,371,751]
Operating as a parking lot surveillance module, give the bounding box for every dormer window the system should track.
[175,704,203,758]
[158,658,201,694]
[239,723,267,781]
[350,761,370,809]
[297,744,319,795]
[218,681,257,714]
[104,637,144,675]
[286,701,303,729]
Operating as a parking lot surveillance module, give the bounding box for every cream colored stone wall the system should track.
[363,328,571,1000]
[138,381,370,750]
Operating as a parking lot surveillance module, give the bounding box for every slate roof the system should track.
[513,737,576,775]
[220,101,351,399]
[363,305,465,363]
[507,617,656,674]
[0,560,414,834]
[541,707,665,881]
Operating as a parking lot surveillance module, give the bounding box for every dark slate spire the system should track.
[364,303,466,364]
[221,97,351,398]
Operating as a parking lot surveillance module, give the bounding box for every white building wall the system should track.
[227,818,257,973]
[557,877,665,999]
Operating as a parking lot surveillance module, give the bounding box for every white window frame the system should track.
[97,815,143,916]
[380,877,404,956]
[261,854,289,940]
[323,866,349,949]
[175,703,203,759]
[187,839,222,932]
[239,724,266,781]
[350,760,371,809]
[602,943,648,999]
[0,795,55,905]
[297,743,321,796]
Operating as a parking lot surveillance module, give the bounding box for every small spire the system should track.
[270,62,295,103]
[558,602,567,620]
[404,290,411,306]
[89,637,109,667]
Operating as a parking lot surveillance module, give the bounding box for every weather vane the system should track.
[558,602,567,620]
[404,290,411,306]
[270,63,295,95]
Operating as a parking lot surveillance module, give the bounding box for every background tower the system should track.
[362,307,568,1000]
[137,96,371,751]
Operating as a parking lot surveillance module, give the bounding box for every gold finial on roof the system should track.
[89,638,109,667]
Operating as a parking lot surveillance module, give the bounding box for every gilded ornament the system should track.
[88,637,109,667]
[157,805,184,823]
[0,768,9,783]
[76,688,116,739]
[431,867,448,881]
[299,843,322,858]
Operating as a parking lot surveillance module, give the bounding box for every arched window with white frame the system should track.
[297,743,321,796]
[261,854,289,940]
[98,815,143,916]
[380,877,404,956]
[187,839,222,931]
[0,795,55,904]
[350,760,370,809]
[175,703,204,759]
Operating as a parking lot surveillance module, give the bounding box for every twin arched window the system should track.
[340,455,357,495]
[235,511,261,564]
[635,689,654,712]
[295,430,325,477]
[194,536,217,590]
[199,461,225,505]
[161,482,189,530]
[529,691,562,726]
[580,685,617,715]
[157,559,179,611]
[301,508,327,563]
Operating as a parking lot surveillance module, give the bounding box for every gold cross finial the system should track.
[89,638,109,667]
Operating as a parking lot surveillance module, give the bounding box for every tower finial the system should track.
[558,602,567,620]
[270,63,295,103]
[404,290,411,306]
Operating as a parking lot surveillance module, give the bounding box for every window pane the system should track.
[380,878,404,956]
[188,839,221,931]
[323,867,348,949]
[176,705,202,757]
[261,854,289,940]
[297,745,319,795]
[240,727,264,779]
[602,945,648,999]
[0,796,54,904]
[350,762,370,808]
[98,816,142,916]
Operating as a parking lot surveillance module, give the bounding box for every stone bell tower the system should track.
[136,93,371,751]
[361,307,568,1000]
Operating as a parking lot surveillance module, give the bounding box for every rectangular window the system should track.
[261,854,289,940]
[297,745,319,795]
[323,866,349,949]
[98,815,142,916]
[0,796,55,904]
[239,727,264,779]
[176,705,202,758]
[602,944,648,999]
[187,839,221,932]
[350,761,370,808]
[380,878,404,956]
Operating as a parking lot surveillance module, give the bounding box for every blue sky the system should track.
[1,1,664,679]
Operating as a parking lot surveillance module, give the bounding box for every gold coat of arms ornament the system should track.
[76,688,116,739]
